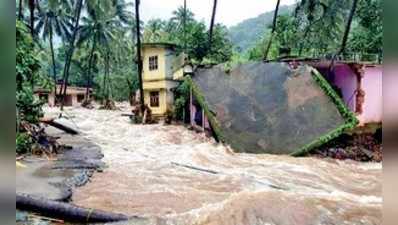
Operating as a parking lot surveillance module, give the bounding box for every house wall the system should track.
[332,65,358,112]
[142,48,166,81]
[357,66,382,125]
[141,46,183,116]
[144,89,166,115]
[143,80,179,116]
[165,49,176,79]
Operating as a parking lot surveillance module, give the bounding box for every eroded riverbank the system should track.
[44,104,382,225]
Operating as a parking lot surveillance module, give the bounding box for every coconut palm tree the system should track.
[329,0,359,71]
[35,0,73,93]
[59,0,83,110]
[294,0,349,56]
[112,0,133,26]
[17,0,39,35]
[143,19,165,42]
[336,0,360,57]
[171,6,194,30]
[77,0,120,101]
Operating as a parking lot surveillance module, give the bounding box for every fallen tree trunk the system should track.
[16,193,129,223]
[40,118,79,135]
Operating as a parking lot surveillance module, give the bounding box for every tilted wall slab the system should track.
[188,62,357,155]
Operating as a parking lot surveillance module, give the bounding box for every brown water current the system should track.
[44,104,382,225]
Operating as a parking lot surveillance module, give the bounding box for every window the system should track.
[150,91,160,107]
[149,56,158,71]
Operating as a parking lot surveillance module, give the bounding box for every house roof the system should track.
[141,42,178,50]
[35,85,91,95]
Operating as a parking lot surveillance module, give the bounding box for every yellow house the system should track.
[141,43,191,116]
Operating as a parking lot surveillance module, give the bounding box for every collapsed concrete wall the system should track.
[187,62,357,155]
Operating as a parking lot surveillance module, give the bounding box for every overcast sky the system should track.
[129,0,297,28]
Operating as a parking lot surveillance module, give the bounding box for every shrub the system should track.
[16,133,33,154]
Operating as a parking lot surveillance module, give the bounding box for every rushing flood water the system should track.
[45,104,382,225]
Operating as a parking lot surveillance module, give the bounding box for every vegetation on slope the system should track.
[228,5,294,52]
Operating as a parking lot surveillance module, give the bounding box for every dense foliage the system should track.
[16,21,43,124]
[17,1,233,105]
[142,7,233,64]
[236,0,382,61]
[347,0,382,61]
[16,21,44,153]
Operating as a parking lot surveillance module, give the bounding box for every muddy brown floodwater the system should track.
[44,104,382,225]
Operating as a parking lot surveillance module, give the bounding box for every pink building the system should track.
[309,61,382,126]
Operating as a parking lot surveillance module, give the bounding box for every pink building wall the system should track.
[357,66,382,125]
[311,62,382,126]
[332,65,358,112]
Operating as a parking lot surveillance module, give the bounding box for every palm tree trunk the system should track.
[208,0,218,49]
[60,0,83,111]
[18,0,23,20]
[329,0,359,70]
[337,0,359,56]
[183,0,187,51]
[29,0,35,37]
[49,24,58,95]
[105,51,111,100]
[86,35,97,99]
[263,0,281,60]
[134,0,145,112]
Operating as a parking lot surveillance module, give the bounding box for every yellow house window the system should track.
[149,56,158,71]
[150,91,160,107]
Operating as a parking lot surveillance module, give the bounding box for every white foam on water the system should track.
[44,104,382,225]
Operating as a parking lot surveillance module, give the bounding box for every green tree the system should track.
[59,0,84,110]
[294,0,350,57]
[35,0,73,92]
[16,21,43,125]
[143,19,166,42]
[78,0,127,102]
[347,0,382,60]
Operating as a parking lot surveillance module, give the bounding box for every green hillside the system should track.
[228,4,295,52]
